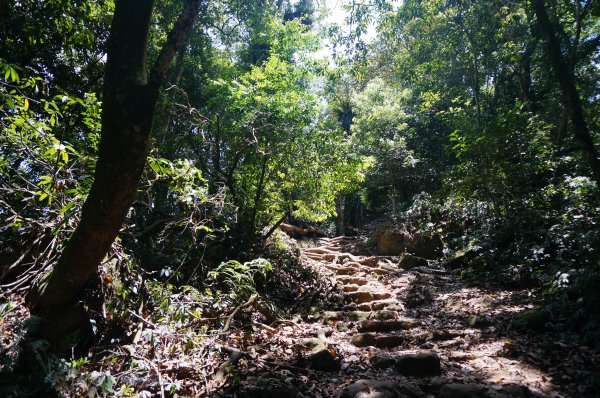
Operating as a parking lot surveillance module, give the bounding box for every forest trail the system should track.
[227,228,587,397]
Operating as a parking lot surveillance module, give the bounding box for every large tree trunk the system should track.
[27,0,202,345]
[532,0,600,189]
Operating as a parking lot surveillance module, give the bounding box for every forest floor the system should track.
[214,222,599,398]
[2,221,598,397]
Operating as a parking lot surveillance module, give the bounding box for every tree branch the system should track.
[149,0,202,89]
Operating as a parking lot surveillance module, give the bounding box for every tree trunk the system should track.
[532,0,600,189]
[335,193,345,236]
[27,0,202,346]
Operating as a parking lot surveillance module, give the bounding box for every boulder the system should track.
[338,379,405,398]
[377,229,410,255]
[377,229,443,259]
[308,347,340,372]
[511,309,547,332]
[443,250,477,269]
[409,232,444,259]
[395,352,441,377]
[302,338,341,372]
[399,255,428,270]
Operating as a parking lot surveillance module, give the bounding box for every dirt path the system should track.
[223,234,594,398]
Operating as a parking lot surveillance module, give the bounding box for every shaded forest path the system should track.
[224,225,595,398]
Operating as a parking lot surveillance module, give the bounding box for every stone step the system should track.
[342,284,360,292]
[357,319,419,333]
[303,247,343,254]
[321,310,399,323]
[324,264,364,275]
[366,352,443,377]
[336,276,369,286]
[371,310,399,320]
[357,299,399,311]
[346,291,375,304]
[376,335,407,348]
[350,333,406,348]
[368,267,396,275]
[322,311,370,322]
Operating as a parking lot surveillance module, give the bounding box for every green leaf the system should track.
[59,200,76,215]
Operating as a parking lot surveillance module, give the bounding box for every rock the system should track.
[409,331,430,344]
[302,338,341,372]
[357,320,418,333]
[338,379,405,398]
[308,347,341,372]
[373,292,393,300]
[443,250,477,269]
[498,384,528,398]
[370,355,396,369]
[375,335,406,348]
[372,310,399,320]
[323,311,370,322]
[409,232,444,259]
[466,315,493,328]
[438,384,486,398]
[420,376,445,395]
[330,266,361,275]
[377,229,410,256]
[395,352,441,377]
[302,338,324,350]
[511,309,547,332]
[405,284,434,308]
[371,300,398,311]
[240,377,300,398]
[343,284,360,292]
[337,323,349,332]
[347,291,375,304]
[351,333,376,347]
[399,255,428,270]
[337,276,369,285]
[377,228,443,259]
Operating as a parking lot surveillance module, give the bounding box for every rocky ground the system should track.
[215,232,599,398]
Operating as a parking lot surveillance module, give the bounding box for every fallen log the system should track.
[279,223,326,238]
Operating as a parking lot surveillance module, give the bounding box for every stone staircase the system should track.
[302,236,443,397]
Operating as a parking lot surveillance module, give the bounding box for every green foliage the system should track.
[207,258,272,302]
[0,58,101,288]
[147,156,208,207]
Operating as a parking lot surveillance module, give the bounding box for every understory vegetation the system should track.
[0,0,598,396]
